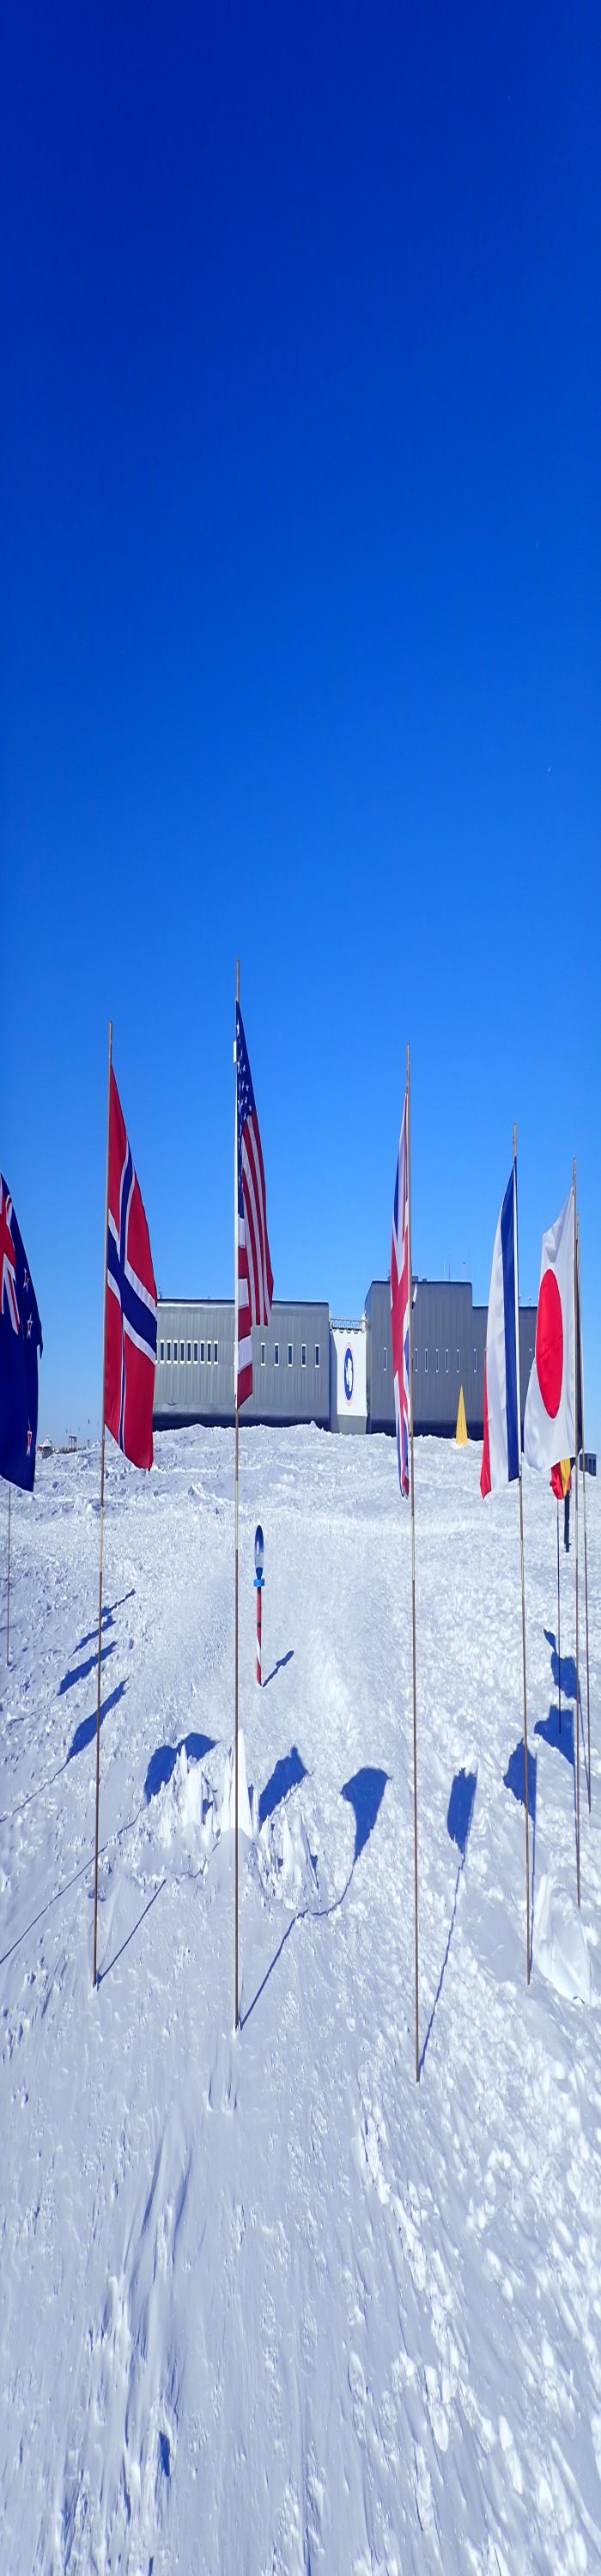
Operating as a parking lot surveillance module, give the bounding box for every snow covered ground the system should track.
[1,1425,599,2576]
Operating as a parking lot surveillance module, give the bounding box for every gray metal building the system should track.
[155,1299,330,1431]
[365,1278,537,1439]
[155,1280,537,1439]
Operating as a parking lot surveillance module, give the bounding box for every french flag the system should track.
[481,1163,520,1498]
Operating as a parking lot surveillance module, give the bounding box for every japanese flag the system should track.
[524,1189,575,1473]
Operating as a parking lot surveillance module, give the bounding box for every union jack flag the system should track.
[106,1070,157,1470]
[391,1090,410,1495]
[236,1003,273,1408]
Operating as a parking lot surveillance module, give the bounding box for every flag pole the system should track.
[513,1127,531,1984]
[93,1018,112,1990]
[6,1484,11,1665]
[406,1042,420,2081]
[234,961,240,2032]
[574,1162,580,1901]
[556,1499,562,1735]
[576,1215,591,1813]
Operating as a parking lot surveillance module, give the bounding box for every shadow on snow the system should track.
[59,1640,116,1698]
[144,1732,216,1803]
[258,1744,307,1828]
[341,1767,388,1867]
[99,1879,166,1984]
[504,1738,537,1960]
[543,1629,589,1807]
[242,1765,389,2030]
[67,1680,127,1764]
[74,1591,135,1656]
[420,1767,477,2076]
[262,1649,294,1688]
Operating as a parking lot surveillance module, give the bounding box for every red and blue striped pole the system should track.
[254,1523,264,1687]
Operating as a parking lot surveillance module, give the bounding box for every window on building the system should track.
[160,1340,165,1363]
[457,1350,460,1372]
[167,1340,171,1362]
[315,1344,319,1367]
[173,1344,178,1364]
[274,1342,279,1365]
[214,1343,218,1364]
[301,1345,307,1366]
[288,1344,293,1366]
[200,1341,204,1363]
[187,1342,191,1364]
[435,1350,439,1372]
[193,1341,198,1363]
[261,1342,265,1365]
[474,1348,477,1372]
[424,1349,428,1373]
[207,1344,211,1364]
[180,1342,185,1363]
[383,1346,387,1370]
[415,1349,418,1372]
[446,1350,448,1372]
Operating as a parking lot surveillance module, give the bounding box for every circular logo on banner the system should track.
[343,1346,354,1404]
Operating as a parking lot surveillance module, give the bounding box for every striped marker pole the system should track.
[254,1524,264,1687]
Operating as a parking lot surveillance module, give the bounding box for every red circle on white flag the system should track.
[536,1270,563,1419]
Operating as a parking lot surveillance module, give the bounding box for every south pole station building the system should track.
[155,1279,537,1440]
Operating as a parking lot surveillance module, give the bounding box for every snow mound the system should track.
[256,1799,319,1911]
[218,1728,252,1840]
[534,1872,591,2002]
[154,1744,216,1870]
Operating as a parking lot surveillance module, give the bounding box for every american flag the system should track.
[236,1003,273,1407]
[391,1089,410,1495]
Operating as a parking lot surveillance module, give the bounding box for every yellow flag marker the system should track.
[455,1385,468,1445]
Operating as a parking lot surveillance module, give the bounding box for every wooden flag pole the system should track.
[556,1500,562,1735]
[576,1215,591,1813]
[406,1042,420,2081]
[93,1019,112,1991]
[574,1163,581,1902]
[234,961,240,2032]
[513,1127,531,1984]
[6,1484,11,1665]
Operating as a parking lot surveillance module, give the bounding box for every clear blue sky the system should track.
[3,3,599,1443]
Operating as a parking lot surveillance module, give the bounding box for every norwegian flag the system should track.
[106,1070,157,1469]
[391,1090,410,1495]
[235,1003,273,1408]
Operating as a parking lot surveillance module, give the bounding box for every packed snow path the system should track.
[1,1426,599,2575]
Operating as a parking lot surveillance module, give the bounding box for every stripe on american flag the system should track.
[236,1005,273,1407]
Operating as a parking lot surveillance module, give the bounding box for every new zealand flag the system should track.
[0,1178,43,1492]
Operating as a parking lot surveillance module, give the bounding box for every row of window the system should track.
[160,1340,219,1365]
[384,1346,479,1375]
[159,1339,321,1370]
[385,1346,534,1377]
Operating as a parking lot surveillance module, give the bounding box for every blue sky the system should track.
[3,3,599,1442]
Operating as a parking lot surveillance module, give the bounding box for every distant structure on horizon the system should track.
[154,1279,537,1442]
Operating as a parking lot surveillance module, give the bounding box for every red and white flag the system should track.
[106,1069,157,1470]
[235,1004,273,1407]
[524,1188,575,1474]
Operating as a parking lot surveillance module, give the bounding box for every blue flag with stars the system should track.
[0,1176,43,1492]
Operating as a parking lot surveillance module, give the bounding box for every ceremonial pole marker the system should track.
[254,1523,264,1686]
